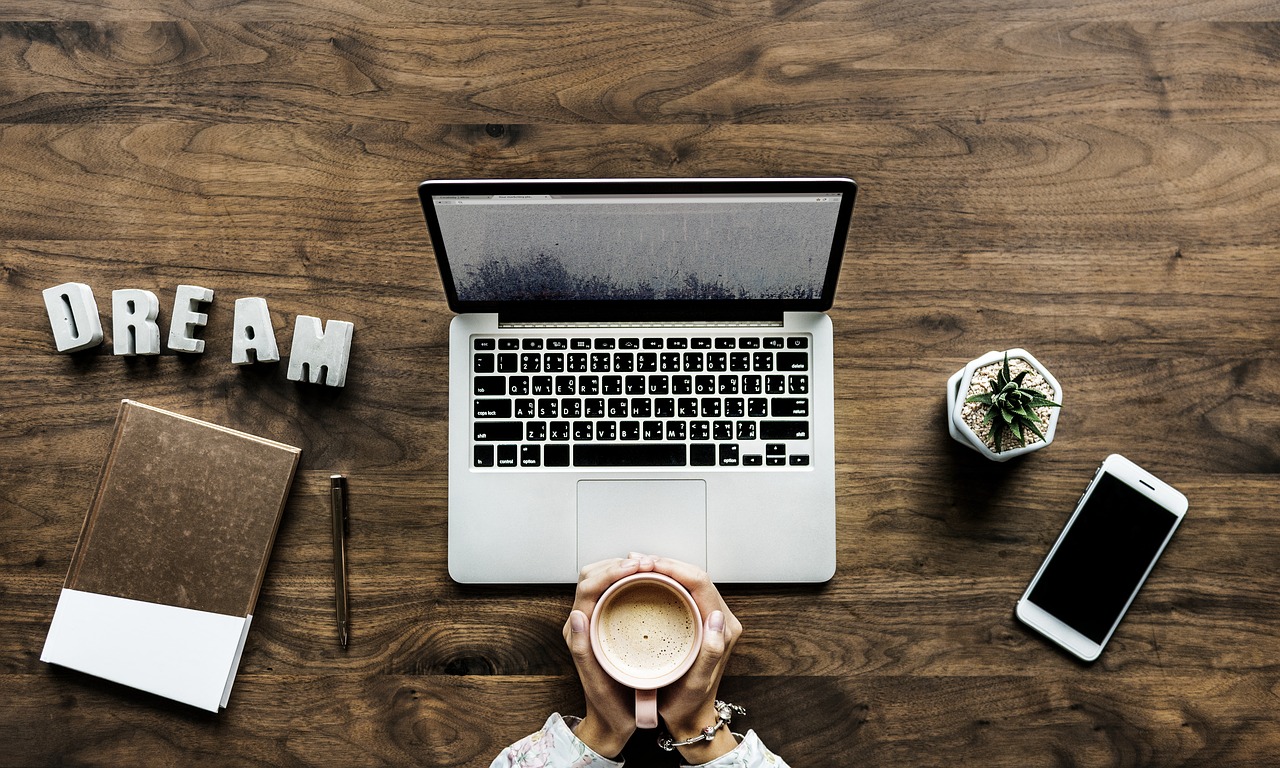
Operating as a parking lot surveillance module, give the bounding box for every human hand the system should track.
[631,553,743,763]
[563,557,643,757]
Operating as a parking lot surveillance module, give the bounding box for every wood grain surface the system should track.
[1,0,1278,765]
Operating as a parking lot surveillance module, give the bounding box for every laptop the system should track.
[418,177,857,583]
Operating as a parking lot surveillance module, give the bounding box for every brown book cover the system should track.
[64,399,302,618]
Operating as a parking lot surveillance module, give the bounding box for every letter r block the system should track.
[287,316,354,387]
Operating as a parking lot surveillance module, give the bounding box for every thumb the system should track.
[567,609,596,667]
[689,610,726,680]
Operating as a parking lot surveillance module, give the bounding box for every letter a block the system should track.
[231,297,280,365]
[112,289,162,356]
[287,316,354,387]
[42,282,104,352]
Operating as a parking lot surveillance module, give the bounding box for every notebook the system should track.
[418,178,856,583]
[41,400,301,711]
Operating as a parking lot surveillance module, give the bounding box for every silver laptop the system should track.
[418,177,857,583]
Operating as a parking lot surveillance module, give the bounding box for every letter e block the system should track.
[112,289,161,356]
[42,282,103,352]
[167,285,214,354]
[231,297,280,365]
[287,316,354,387]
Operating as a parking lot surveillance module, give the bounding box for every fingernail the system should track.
[570,611,587,633]
[638,556,654,567]
[621,558,639,569]
[708,610,725,633]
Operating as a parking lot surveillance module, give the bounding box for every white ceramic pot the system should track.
[948,348,1062,462]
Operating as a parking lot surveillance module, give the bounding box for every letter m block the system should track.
[287,316,354,387]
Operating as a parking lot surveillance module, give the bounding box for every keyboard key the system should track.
[789,375,809,394]
[719,444,740,466]
[660,353,681,372]
[474,445,494,467]
[544,444,570,466]
[573,422,593,440]
[790,454,810,466]
[766,443,786,456]
[776,352,808,371]
[678,398,698,418]
[683,352,703,372]
[600,376,621,395]
[642,421,663,440]
[585,398,605,418]
[673,375,693,394]
[788,337,809,349]
[550,421,571,440]
[497,445,518,467]
[575,444,687,467]
[531,376,553,395]
[655,398,675,418]
[713,421,733,441]
[742,375,762,394]
[771,398,809,417]
[730,352,750,371]
[619,421,640,440]
[596,421,617,440]
[568,353,588,372]
[766,456,786,466]
[474,376,504,396]
[580,375,599,395]
[521,445,541,467]
[571,338,592,349]
[594,338,615,349]
[560,399,582,418]
[736,421,756,440]
[515,398,535,418]
[613,353,634,372]
[748,398,768,417]
[715,338,736,349]
[475,422,522,441]
[643,338,664,349]
[764,337,784,349]
[631,398,652,418]
[474,399,512,419]
[522,338,543,350]
[765,375,786,394]
[637,353,657,372]
[620,338,640,350]
[508,376,529,396]
[474,338,496,350]
[525,421,546,441]
[666,338,688,349]
[591,353,611,372]
[718,375,738,394]
[690,444,716,466]
[692,338,712,349]
[739,337,760,349]
[743,454,763,466]
[626,376,646,395]
[666,421,686,440]
[700,398,721,418]
[761,421,810,440]
[555,376,576,396]
[608,398,628,418]
[498,353,518,372]
[473,353,495,373]
[695,375,715,394]
[707,352,727,372]
[690,421,710,440]
[537,398,558,418]
[648,375,669,395]
[498,338,519,350]
[544,353,564,373]
[752,352,773,371]
[724,398,745,418]
[547,338,568,350]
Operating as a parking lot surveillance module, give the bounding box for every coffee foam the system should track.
[597,582,696,679]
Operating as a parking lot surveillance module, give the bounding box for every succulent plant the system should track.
[965,353,1061,452]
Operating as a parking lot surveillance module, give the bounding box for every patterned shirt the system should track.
[490,713,790,768]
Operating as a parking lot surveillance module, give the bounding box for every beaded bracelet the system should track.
[657,701,746,752]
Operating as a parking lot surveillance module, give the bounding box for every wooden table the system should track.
[2,1,1278,765]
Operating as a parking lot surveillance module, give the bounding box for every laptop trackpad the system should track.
[576,480,708,571]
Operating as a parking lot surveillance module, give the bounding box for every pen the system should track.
[330,474,349,649]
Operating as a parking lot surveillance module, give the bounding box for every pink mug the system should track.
[589,572,703,729]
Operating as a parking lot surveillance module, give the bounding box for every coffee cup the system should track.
[589,572,703,729]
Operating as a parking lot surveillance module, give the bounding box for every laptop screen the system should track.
[420,178,856,320]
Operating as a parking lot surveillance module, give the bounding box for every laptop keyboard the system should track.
[470,334,813,469]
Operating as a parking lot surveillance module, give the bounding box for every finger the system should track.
[647,557,732,616]
[571,557,641,619]
[685,610,729,692]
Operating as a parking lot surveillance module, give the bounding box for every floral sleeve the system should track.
[490,713,622,768]
[681,731,790,768]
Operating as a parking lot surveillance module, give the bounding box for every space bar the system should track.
[574,444,687,467]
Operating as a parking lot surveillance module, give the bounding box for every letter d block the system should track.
[42,282,103,352]
[287,316,354,387]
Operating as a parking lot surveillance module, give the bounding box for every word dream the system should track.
[42,282,354,388]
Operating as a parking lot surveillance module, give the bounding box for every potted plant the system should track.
[947,348,1062,462]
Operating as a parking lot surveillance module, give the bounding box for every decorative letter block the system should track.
[231,298,280,365]
[167,285,214,354]
[112,289,162,356]
[42,282,103,352]
[287,316,354,387]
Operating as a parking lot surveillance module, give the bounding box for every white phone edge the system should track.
[1015,453,1189,662]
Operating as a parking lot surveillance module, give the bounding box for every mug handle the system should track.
[636,688,659,729]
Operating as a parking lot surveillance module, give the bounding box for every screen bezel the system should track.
[417,177,857,322]
[1016,454,1188,662]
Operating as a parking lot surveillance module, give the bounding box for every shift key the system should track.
[760,421,810,440]
[474,421,523,441]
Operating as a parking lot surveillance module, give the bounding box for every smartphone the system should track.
[1016,454,1188,662]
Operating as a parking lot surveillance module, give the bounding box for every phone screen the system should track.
[1027,473,1180,643]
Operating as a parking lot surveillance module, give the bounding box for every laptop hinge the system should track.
[497,318,786,329]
